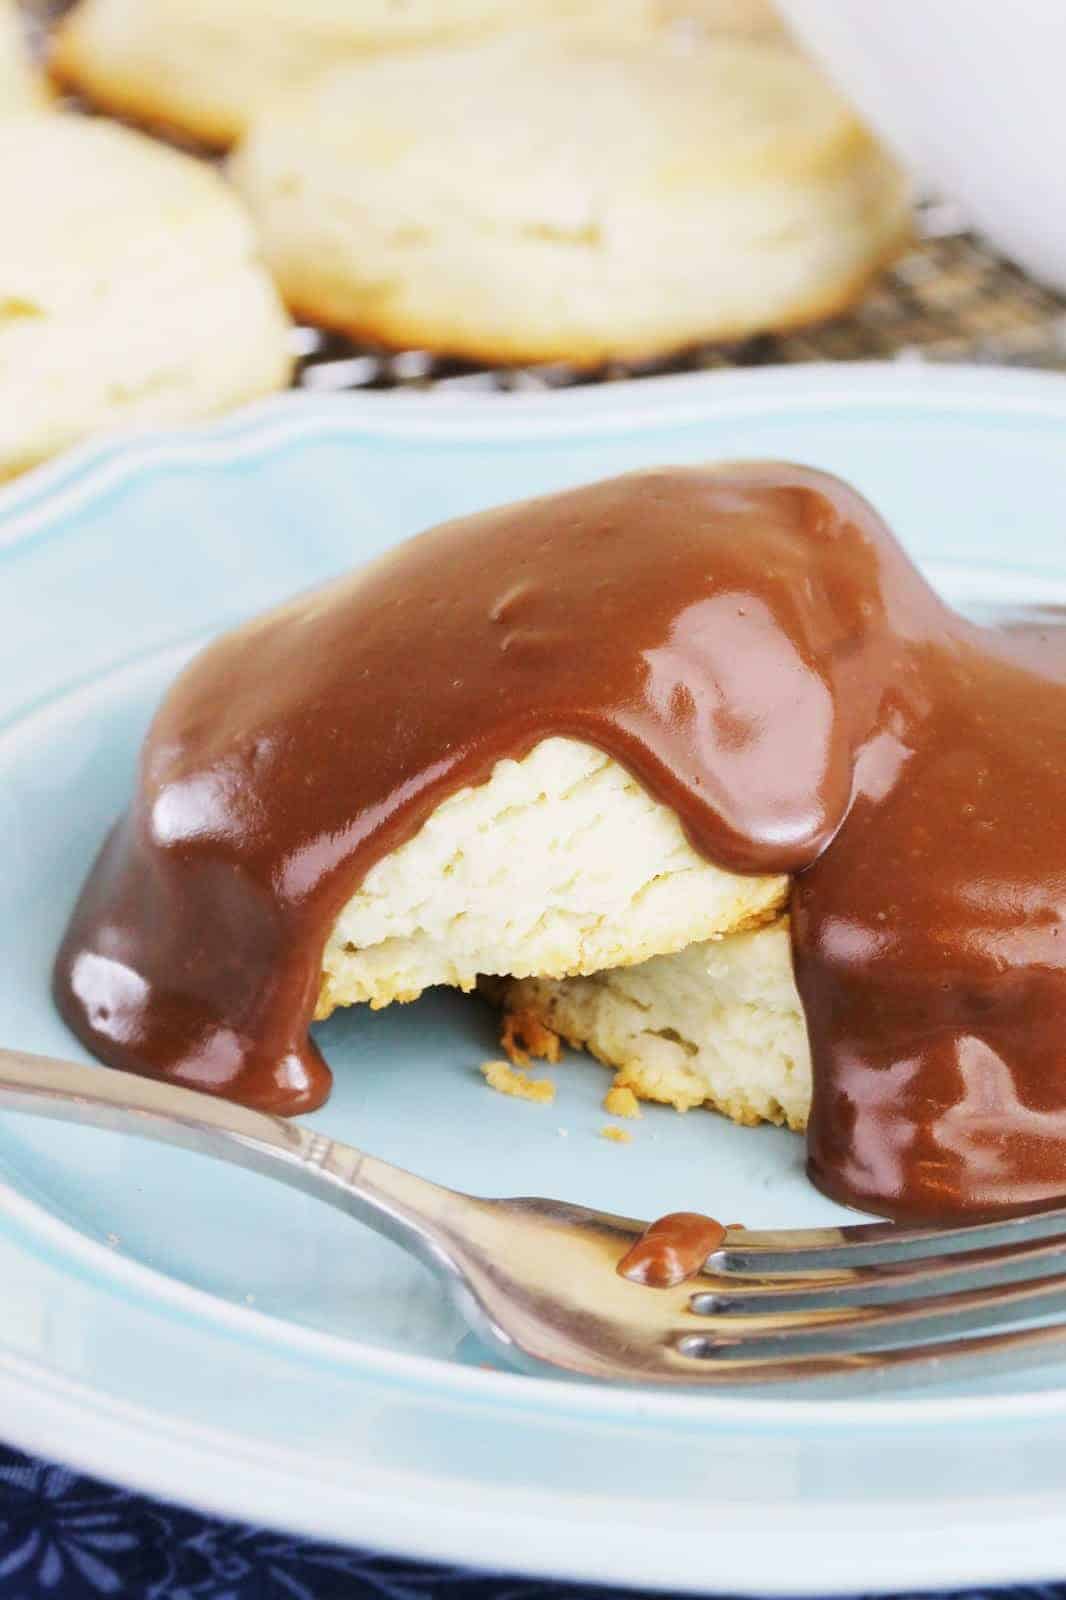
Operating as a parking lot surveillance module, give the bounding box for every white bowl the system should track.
[776,0,1066,292]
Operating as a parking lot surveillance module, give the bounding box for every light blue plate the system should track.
[5,365,1066,1593]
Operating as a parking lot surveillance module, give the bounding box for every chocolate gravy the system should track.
[617,1212,726,1288]
[52,463,1066,1221]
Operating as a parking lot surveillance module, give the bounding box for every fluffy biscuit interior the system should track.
[318,737,787,1015]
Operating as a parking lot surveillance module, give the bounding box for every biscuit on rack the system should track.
[0,115,291,480]
[230,28,910,366]
[50,0,648,147]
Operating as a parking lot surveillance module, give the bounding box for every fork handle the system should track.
[0,1046,466,1273]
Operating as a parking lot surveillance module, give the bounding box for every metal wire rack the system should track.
[20,0,1066,395]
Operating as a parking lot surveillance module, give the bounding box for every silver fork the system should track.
[5,1044,1066,1386]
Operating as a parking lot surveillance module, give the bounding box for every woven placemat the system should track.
[20,0,1066,394]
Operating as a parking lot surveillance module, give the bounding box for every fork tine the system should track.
[665,1315,1066,1386]
[688,1262,1066,1342]
[715,1204,1066,1273]
[694,1227,1066,1308]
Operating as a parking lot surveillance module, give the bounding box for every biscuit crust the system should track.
[231,30,910,364]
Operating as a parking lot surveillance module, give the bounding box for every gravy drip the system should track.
[617,1212,727,1287]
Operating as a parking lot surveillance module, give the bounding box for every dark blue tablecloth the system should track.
[0,1443,1054,1600]
[0,1442,552,1600]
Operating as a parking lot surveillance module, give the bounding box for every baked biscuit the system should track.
[50,0,647,147]
[501,916,812,1133]
[316,737,787,1015]
[0,0,43,114]
[230,29,910,365]
[0,115,291,480]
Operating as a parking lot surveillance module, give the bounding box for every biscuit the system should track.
[0,115,291,480]
[502,916,812,1133]
[230,28,910,366]
[316,737,787,1015]
[50,0,647,147]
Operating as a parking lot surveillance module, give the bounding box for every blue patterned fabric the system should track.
[0,1444,1059,1600]
[0,1446,513,1600]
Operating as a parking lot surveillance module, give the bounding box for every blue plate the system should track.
[5,365,1066,1593]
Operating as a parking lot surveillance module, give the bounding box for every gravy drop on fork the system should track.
[617,1211,726,1288]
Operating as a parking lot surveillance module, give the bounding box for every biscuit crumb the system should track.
[500,1008,562,1068]
[481,1059,556,1104]
[603,1083,641,1119]
[601,1126,633,1144]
